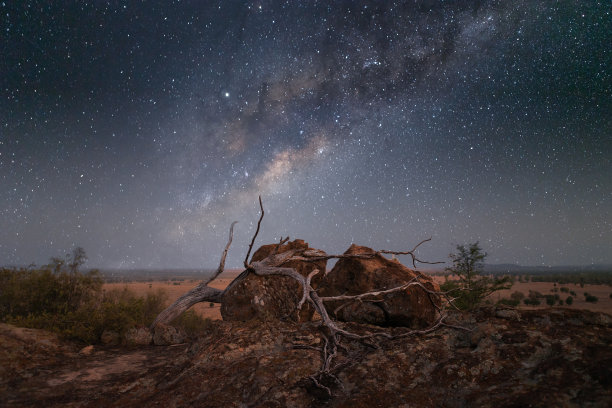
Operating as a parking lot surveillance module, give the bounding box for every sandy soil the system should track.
[432,277,612,314]
[104,277,234,320]
[104,273,612,320]
[495,281,612,314]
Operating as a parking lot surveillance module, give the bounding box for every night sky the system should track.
[2,1,611,270]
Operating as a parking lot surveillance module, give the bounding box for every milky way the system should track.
[1,1,611,269]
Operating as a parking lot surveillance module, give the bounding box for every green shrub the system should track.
[528,290,544,299]
[4,283,170,343]
[560,287,569,293]
[442,242,512,311]
[566,296,573,305]
[570,290,577,296]
[0,249,204,343]
[497,298,520,307]
[523,298,541,306]
[545,295,556,306]
[0,249,102,318]
[585,295,598,303]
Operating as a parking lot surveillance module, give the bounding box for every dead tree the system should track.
[152,196,462,395]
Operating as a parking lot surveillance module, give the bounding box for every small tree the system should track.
[441,242,512,310]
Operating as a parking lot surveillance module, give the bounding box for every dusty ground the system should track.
[105,274,612,320]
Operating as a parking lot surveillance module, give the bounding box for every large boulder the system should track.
[318,244,441,328]
[221,239,327,322]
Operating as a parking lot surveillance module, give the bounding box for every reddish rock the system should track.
[124,327,153,346]
[318,244,441,328]
[100,330,121,346]
[221,239,327,322]
[152,323,186,345]
[78,345,94,355]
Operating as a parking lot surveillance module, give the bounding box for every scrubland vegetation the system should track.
[2,245,611,345]
[0,248,210,344]
[440,242,512,310]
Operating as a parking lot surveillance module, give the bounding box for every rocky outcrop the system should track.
[2,309,611,407]
[124,327,153,346]
[318,244,441,328]
[221,239,327,322]
[152,323,186,345]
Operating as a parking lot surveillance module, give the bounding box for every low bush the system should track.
[497,298,520,307]
[528,290,544,299]
[0,248,210,343]
[510,291,525,301]
[585,295,598,303]
[566,296,573,305]
[523,298,541,306]
[441,242,512,311]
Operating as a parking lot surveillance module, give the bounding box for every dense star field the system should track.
[1,1,610,269]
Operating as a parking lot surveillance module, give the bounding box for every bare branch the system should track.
[151,221,237,328]
[244,195,264,268]
[269,236,290,258]
[308,374,332,397]
[205,221,237,285]
[281,239,442,269]
[151,284,223,328]
[318,277,438,303]
[379,238,444,267]
[297,268,321,311]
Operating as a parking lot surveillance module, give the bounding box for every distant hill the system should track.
[483,263,612,274]
[425,263,612,275]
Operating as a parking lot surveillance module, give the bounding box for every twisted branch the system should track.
[244,195,264,268]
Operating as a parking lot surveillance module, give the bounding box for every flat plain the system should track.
[104,271,612,319]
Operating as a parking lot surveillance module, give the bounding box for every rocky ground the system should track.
[1,307,611,407]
